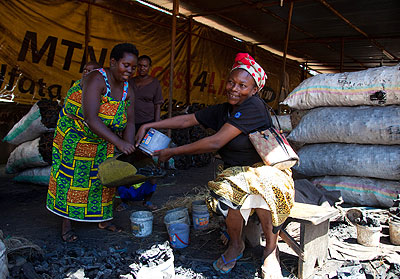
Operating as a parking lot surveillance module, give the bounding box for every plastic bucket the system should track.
[389,219,400,245]
[192,200,209,230]
[164,207,190,231]
[139,128,171,156]
[168,223,190,249]
[130,211,153,237]
[356,224,381,247]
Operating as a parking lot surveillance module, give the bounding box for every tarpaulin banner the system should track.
[0,0,301,109]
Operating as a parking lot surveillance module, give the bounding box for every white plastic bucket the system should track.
[192,200,209,230]
[136,256,175,279]
[356,224,381,247]
[389,220,400,245]
[139,128,171,156]
[164,207,190,231]
[131,211,153,237]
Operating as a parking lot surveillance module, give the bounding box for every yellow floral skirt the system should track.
[207,164,295,230]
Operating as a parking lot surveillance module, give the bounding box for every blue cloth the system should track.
[117,181,157,201]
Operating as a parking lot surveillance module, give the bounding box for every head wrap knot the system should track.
[231,53,267,91]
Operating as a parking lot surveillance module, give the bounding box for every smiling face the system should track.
[137,58,151,77]
[110,52,138,81]
[226,68,258,107]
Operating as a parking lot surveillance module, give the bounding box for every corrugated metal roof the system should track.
[143,0,400,73]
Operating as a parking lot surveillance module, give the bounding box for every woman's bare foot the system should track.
[61,219,78,242]
[98,221,122,232]
[261,247,282,279]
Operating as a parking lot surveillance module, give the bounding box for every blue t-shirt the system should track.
[195,96,272,167]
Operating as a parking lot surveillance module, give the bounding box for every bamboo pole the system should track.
[84,1,92,63]
[185,16,192,106]
[168,0,179,137]
[279,1,294,106]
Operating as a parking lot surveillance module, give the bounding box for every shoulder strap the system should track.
[97,68,111,97]
[257,96,283,132]
[122,81,128,101]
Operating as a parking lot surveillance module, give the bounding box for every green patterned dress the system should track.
[46,68,130,222]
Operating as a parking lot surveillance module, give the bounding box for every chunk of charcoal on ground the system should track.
[34,261,49,273]
[15,255,27,267]
[337,263,366,279]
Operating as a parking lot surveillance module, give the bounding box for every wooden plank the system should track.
[279,228,304,261]
[289,202,339,225]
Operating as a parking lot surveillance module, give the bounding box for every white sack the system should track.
[312,176,400,208]
[3,103,54,145]
[288,106,400,144]
[13,166,51,186]
[282,65,400,109]
[6,138,48,174]
[272,114,292,133]
[294,143,400,180]
[0,239,8,279]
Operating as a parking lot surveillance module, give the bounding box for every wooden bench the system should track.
[279,202,340,279]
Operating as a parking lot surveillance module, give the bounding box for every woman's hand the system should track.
[116,140,135,155]
[153,148,174,163]
[135,124,149,147]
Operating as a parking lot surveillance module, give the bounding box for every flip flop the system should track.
[116,202,130,212]
[213,253,243,274]
[98,223,123,232]
[61,229,78,243]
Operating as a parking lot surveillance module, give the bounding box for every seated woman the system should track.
[135,53,294,278]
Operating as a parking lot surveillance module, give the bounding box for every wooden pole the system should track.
[279,1,294,106]
[84,1,92,63]
[185,16,192,106]
[168,0,179,137]
[340,38,344,73]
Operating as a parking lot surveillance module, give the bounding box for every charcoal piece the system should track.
[38,132,55,165]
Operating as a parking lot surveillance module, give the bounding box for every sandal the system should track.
[61,229,78,243]
[143,201,158,210]
[98,222,123,232]
[213,253,243,274]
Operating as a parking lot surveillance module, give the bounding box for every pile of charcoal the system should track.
[389,195,400,222]
[37,99,62,128]
[38,131,55,165]
[353,212,381,228]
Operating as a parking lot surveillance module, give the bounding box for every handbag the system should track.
[248,101,299,170]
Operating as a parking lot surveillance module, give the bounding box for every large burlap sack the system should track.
[5,132,53,174]
[282,65,400,109]
[294,143,400,180]
[3,100,61,145]
[288,106,400,144]
[272,114,292,133]
[13,166,51,186]
[312,176,400,208]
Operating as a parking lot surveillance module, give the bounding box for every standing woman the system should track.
[136,53,294,278]
[46,43,138,242]
[129,55,164,132]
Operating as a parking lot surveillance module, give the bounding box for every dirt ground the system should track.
[0,163,271,278]
[1,163,400,279]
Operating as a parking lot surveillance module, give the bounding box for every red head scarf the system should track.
[231,53,267,91]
